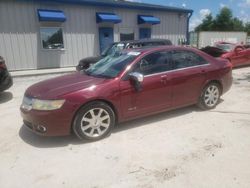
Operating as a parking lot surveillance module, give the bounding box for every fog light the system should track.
[36,125,47,133]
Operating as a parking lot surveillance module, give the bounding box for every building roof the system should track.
[31,0,193,14]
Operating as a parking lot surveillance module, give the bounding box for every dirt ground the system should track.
[0,67,250,188]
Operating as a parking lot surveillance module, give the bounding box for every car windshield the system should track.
[215,44,235,52]
[85,51,140,78]
[102,43,126,56]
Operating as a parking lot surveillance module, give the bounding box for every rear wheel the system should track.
[198,83,221,110]
[73,102,115,141]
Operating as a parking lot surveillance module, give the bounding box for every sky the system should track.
[127,0,250,31]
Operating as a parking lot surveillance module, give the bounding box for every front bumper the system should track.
[20,107,74,136]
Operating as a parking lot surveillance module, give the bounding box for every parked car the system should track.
[21,46,232,141]
[76,39,172,71]
[201,42,250,67]
[0,56,13,92]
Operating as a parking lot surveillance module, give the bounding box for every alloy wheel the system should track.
[204,85,220,107]
[80,108,111,138]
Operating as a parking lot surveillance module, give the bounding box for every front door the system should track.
[99,27,114,54]
[120,51,173,119]
[139,28,151,39]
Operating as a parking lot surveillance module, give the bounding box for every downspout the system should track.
[186,11,193,45]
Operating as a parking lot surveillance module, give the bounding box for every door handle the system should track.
[160,75,167,84]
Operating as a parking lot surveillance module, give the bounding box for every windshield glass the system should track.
[85,52,139,78]
[215,44,235,52]
[102,43,125,56]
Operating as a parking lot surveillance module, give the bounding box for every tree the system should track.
[232,18,245,31]
[195,14,214,32]
[213,7,233,31]
[244,22,250,35]
[194,7,247,33]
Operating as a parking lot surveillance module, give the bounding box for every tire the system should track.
[198,82,221,110]
[73,101,115,141]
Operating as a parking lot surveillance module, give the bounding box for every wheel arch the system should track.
[70,99,119,133]
[203,79,223,94]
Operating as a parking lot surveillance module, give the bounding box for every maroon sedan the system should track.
[21,46,232,141]
[202,42,250,67]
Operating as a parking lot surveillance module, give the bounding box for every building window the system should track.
[40,27,64,49]
[120,33,134,41]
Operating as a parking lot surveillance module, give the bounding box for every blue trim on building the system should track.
[37,9,66,22]
[138,15,160,25]
[96,13,121,24]
[30,0,193,14]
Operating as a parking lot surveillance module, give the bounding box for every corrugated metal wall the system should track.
[0,0,188,71]
[198,31,247,48]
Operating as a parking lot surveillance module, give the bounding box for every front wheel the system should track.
[198,83,221,110]
[73,102,115,141]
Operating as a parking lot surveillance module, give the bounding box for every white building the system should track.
[0,0,193,71]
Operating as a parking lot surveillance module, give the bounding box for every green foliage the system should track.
[244,22,250,35]
[195,7,247,33]
[195,14,214,31]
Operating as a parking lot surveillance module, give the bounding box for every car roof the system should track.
[114,39,172,45]
[124,45,196,54]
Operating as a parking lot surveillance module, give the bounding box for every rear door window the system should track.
[172,50,208,70]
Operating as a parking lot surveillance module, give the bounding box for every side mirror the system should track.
[129,72,144,91]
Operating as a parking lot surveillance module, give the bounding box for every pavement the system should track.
[0,67,250,188]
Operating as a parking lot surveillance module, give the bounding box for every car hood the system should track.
[25,72,108,99]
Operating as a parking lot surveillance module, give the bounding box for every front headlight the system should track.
[32,99,65,111]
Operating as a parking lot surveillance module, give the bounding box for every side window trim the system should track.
[122,50,210,80]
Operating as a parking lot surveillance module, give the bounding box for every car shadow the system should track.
[0,91,13,104]
[236,74,250,82]
[19,105,199,148]
[114,105,199,133]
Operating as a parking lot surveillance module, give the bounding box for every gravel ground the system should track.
[0,67,250,188]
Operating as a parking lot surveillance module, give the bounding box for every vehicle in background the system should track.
[76,39,172,71]
[190,31,247,48]
[21,46,232,141]
[201,42,250,67]
[0,56,13,92]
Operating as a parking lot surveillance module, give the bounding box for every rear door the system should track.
[119,51,173,119]
[170,50,209,107]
